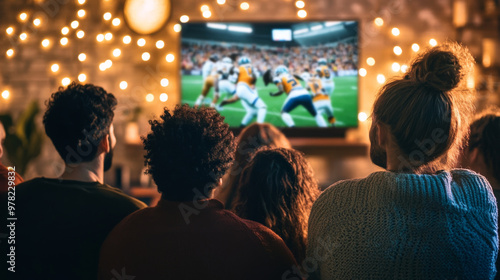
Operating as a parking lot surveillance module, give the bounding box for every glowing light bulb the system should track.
[78,53,86,61]
[78,73,86,82]
[42,39,50,48]
[78,0,86,4]
[412,43,420,52]
[77,9,86,18]
[76,30,85,38]
[6,27,14,35]
[60,37,68,46]
[217,0,226,4]
[19,13,28,22]
[103,12,112,21]
[104,59,112,68]
[156,40,165,49]
[146,93,154,102]
[166,53,175,62]
[392,62,401,72]
[99,63,107,71]
[123,35,132,44]
[137,38,146,47]
[173,24,182,32]
[391,27,400,36]
[1,90,10,100]
[374,17,384,26]
[203,11,212,18]
[71,20,79,29]
[51,63,59,72]
[120,81,128,90]
[19,33,27,41]
[429,38,438,46]
[33,18,41,26]
[240,2,249,10]
[113,48,121,57]
[296,1,305,8]
[180,15,189,23]
[61,27,69,35]
[393,46,402,56]
[359,68,367,77]
[104,32,112,41]
[161,78,169,87]
[377,74,386,84]
[112,18,121,26]
[366,57,375,66]
[96,34,104,42]
[358,112,368,122]
[401,64,408,73]
[297,10,307,18]
[159,93,168,102]
[142,52,150,61]
[62,77,71,86]
[6,49,14,57]
[201,5,209,12]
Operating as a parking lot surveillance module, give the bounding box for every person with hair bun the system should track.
[307,43,498,279]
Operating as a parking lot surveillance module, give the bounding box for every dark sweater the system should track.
[98,199,297,280]
[6,177,146,280]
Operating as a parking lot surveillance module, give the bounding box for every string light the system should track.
[374,17,384,26]
[173,24,182,32]
[358,112,368,122]
[137,38,146,47]
[429,38,438,46]
[180,15,189,23]
[19,33,27,41]
[295,1,305,8]
[33,18,41,27]
[159,93,168,102]
[392,62,401,72]
[166,53,175,62]
[359,68,367,77]
[60,37,69,46]
[123,35,132,44]
[145,93,154,102]
[41,39,50,48]
[19,13,28,22]
[113,48,121,57]
[61,27,69,35]
[78,9,86,18]
[297,10,307,18]
[200,5,210,12]
[412,43,420,52]
[112,18,121,26]
[104,59,112,68]
[6,49,14,57]
[391,27,400,36]
[161,78,169,87]
[6,27,14,35]
[62,77,71,86]
[103,12,112,21]
[78,73,87,82]
[142,52,150,61]
[104,32,113,41]
[71,20,79,29]
[377,74,386,84]
[217,0,226,4]
[78,0,86,4]
[156,40,165,49]
[240,2,250,10]
[78,53,86,61]
[1,90,10,100]
[366,57,375,66]
[393,46,402,56]
[203,11,212,18]
[51,63,59,72]
[96,34,104,42]
[99,63,107,71]
[120,81,128,90]
[77,30,85,38]
[401,64,408,73]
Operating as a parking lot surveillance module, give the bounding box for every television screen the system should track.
[180,21,359,131]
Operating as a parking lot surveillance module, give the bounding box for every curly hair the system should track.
[143,105,235,201]
[43,82,117,164]
[232,147,320,263]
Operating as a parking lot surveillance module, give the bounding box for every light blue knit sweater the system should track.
[307,169,498,280]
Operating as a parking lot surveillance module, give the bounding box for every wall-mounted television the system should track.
[180,21,359,137]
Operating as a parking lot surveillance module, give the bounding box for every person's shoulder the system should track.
[319,171,388,201]
[95,183,147,209]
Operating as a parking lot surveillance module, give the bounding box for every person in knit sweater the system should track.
[306,43,498,280]
[98,105,297,280]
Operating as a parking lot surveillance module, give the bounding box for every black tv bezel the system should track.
[179,20,359,139]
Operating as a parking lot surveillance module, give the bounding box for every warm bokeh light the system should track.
[142,52,150,61]
[297,10,307,18]
[105,32,113,41]
[391,27,400,36]
[166,53,175,62]
[104,59,112,68]
[393,46,402,56]
[412,43,420,52]
[78,0,86,4]
[33,18,41,27]
[200,5,209,12]
[42,39,50,48]
[77,30,85,38]
[146,93,154,102]
[1,90,10,100]
[78,73,87,82]
[429,38,438,46]
[51,64,59,72]
[113,48,121,57]
[123,35,132,44]
[366,57,375,66]
[60,37,68,46]
[6,27,14,35]
[62,77,71,86]
[99,63,107,71]
[78,9,86,18]
[156,40,165,49]
[6,49,14,57]
[217,0,226,4]
[96,34,104,42]
[401,64,408,73]
[120,81,128,90]
[103,12,112,21]
[359,68,367,77]
[240,2,250,10]
[173,24,182,32]
[374,17,384,26]
[377,74,386,84]
[19,13,28,22]
[161,78,169,87]
[71,20,79,29]
[159,93,168,102]
[296,0,305,8]
[61,27,69,35]
[137,38,146,46]
[203,10,212,18]
[78,53,86,62]
[392,62,401,72]
[19,33,27,41]
[358,112,368,122]
[180,15,189,23]
[112,18,121,26]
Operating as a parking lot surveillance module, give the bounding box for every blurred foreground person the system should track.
[98,105,296,280]
[0,122,23,193]
[11,83,146,280]
[307,44,498,279]
[233,147,320,264]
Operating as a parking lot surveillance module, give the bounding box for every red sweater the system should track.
[98,199,297,280]
[0,163,23,194]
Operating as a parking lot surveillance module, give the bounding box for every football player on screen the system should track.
[218,56,267,127]
[312,58,336,125]
[194,54,219,108]
[270,65,327,128]
[212,57,237,109]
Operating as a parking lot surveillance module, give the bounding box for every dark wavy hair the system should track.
[43,82,117,164]
[216,123,291,209]
[468,107,500,183]
[372,43,475,173]
[143,105,235,201]
[233,147,320,263]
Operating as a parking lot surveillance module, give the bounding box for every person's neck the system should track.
[60,157,104,184]
[385,145,442,174]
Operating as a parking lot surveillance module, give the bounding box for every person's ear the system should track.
[99,134,111,154]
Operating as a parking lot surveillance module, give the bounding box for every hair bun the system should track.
[408,48,462,92]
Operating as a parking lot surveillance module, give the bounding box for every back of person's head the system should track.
[371,43,475,173]
[143,105,235,201]
[466,107,500,183]
[43,82,117,164]
[233,147,319,263]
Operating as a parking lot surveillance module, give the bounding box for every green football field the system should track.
[181,75,358,128]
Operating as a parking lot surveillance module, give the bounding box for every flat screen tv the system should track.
[180,21,359,137]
